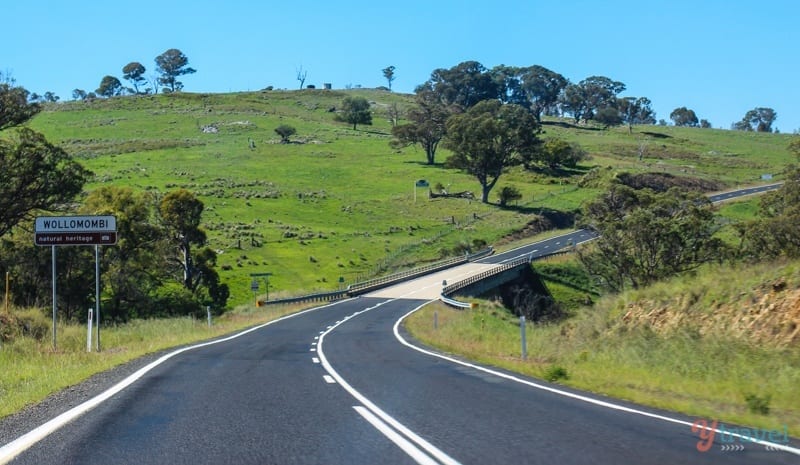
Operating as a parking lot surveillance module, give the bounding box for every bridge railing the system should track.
[442,256,530,297]
[260,247,494,306]
[439,249,573,308]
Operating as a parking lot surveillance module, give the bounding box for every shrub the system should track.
[0,309,50,342]
[274,124,296,144]
[0,312,16,342]
[152,285,201,318]
[544,365,569,382]
[744,393,771,415]
[498,185,522,206]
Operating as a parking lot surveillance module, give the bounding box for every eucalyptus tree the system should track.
[519,65,568,122]
[733,107,777,132]
[444,100,540,203]
[335,96,372,130]
[619,97,656,132]
[670,107,699,127]
[382,65,396,90]
[560,75,625,123]
[155,48,196,92]
[96,75,123,97]
[122,61,147,94]
[0,76,90,238]
[423,60,499,109]
[390,87,450,164]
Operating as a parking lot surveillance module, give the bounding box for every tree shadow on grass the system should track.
[541,120,604,132]
[526,164,592,179]
[494,204,578,229]
[639,131,673,139]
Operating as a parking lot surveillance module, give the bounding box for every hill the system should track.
[27,89,797,306]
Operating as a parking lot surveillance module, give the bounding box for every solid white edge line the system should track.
[353,406,439,465]
[0,299,355,465]
[317,300,461,465]
[392,302,800,457]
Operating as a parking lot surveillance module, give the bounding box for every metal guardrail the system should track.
[440,295,473,309]
[259,290,348,306]
[345,247,493,296]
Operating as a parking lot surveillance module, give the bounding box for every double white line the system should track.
[316,300,460,465]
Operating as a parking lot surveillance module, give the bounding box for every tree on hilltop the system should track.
[732,107,777,132]
[423,61,499,110]
[97,75,123,97]
[382,66,396,91]
[670,107,699,127]
[122,62,148,94]
[619,97,656,133]
[560,76,625,123]
[155,48,196,93]
[519,65,568,122]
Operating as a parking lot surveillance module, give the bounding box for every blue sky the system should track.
[4,0,799,132]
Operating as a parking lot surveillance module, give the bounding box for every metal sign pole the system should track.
[51,246,57,351]
[95,244,101,352]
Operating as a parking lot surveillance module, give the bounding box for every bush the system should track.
[544,365,569,382]
[744,393,771,415]
[0,312,15,342]
[274,124,297,144]
[0,309,50,342]
[498,185,522,206]
[17,309,50,341]
[152,285,201,318]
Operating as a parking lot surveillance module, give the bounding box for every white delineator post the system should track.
[87,308,93,352]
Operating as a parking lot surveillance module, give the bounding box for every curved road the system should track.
[1,183,795,464]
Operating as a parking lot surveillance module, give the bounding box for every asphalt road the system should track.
[2,182,796,464]
[4,296,798,464]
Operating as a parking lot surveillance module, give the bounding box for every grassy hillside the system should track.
[406,257,800,435]
[27,89,796,306]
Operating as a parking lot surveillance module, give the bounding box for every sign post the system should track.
[251,279,259,306]
[35,215,117,351]
[250,272,272,304]
[414,179,429,203]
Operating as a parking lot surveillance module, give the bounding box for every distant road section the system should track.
[708,182,782,203]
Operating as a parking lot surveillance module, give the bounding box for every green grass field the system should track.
[26,89,796,306]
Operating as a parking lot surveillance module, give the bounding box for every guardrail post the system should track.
[520,316,527,361]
